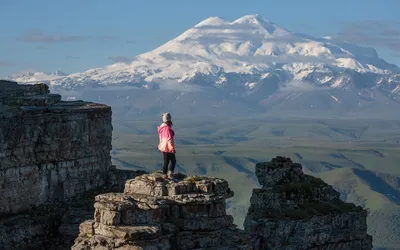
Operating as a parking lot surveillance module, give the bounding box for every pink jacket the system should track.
[157,123,176,153]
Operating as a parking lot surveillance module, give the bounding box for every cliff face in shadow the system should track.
[0,81,112,217]
[0,81,145,249]
[244,156,373,250]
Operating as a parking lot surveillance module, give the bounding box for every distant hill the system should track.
[317,168,400,249]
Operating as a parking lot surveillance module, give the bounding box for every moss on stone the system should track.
[184,175,206,183]
[269,156,294,168]
[261,201,362,220]
[275,175,328,196]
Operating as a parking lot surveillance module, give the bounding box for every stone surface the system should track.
[124,173,234,204]
[0,81,146,249]
[244,156,373,250]
[0,80,49,102]
[0,168,146,250]
[0,82,113,216]
[72,173,252,250]
[0,210,62,248]
[106,166,148,192]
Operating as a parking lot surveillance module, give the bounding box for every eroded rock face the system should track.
[244,156,373,250]
[73,173,251,250]
[0,81,112,216]
[0,81,120,249]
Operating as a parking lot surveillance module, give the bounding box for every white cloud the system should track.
[279,80,331,92]
[155,79,205,93]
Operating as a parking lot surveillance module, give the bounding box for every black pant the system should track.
[163,152,176,174]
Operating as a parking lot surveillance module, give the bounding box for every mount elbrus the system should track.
[6,14,400,119]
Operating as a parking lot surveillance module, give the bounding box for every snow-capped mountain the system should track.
[11,14,399,91]
[6,70,67,83]
[6,14,400,119]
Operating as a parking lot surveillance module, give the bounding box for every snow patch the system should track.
[335,58,366,72]
[392,85,400,93]
[330,95,340,102]
[245,82,257,89]
[195,16,228,27]
[320,76,333,84]
[9,71,67,83]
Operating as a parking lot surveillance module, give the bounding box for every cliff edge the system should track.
[0,80,112,217]
[0,80,145,249]
[244,156,373,250]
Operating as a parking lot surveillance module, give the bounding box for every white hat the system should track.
[162,112,171,122]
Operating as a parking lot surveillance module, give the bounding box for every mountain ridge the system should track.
[7,14,399,87]
[5,14,400,119]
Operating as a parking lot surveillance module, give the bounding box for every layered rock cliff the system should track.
[0,81,145,249]
[73,173,251,249]
[244,156,373,250]
[0,80,112,216]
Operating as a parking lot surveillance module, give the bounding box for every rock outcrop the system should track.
[0,80,112,216]
[73,173,251,249]
[244,156,373,250]
[0,81,145,249]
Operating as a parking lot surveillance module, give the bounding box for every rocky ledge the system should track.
[73,173,251,249]
[244,156,373,250]
[0,81,144,249]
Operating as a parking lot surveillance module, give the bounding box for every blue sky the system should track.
[0,0,399,77]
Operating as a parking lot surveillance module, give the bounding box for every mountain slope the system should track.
[11,14,399,88]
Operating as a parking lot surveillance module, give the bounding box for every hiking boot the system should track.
[167,171,174,179]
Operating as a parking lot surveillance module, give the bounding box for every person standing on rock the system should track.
[157,112,176,179]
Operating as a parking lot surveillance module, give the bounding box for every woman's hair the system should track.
[166,120,173,126]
